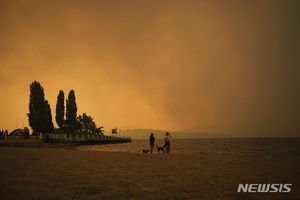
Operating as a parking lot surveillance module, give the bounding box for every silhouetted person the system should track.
[149,133,155,154]
[165,132,172,153]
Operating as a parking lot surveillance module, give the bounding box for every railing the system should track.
[0,135,40,140]
[0,133,131,143]
[44,133,130,140]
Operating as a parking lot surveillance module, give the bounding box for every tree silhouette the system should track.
[44,100,54,133]
[112,127,118,135]
[55,90,65,128]
[66,90,77,130]
[24,127,30,136]
[27,81,54,134]
[96,126,104,135]
[77,113,97,133]
[28,81,44,134]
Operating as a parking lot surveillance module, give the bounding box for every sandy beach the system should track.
[0,145,299,200]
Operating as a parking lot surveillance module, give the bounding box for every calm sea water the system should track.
[79,138,300,157]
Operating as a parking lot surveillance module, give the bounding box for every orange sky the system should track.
[0,0,299,137]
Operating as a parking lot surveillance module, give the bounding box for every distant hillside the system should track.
[120,128,167,139]
[118,128,219,139]
[172,131,223,139]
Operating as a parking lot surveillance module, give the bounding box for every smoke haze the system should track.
[0,0,299,137]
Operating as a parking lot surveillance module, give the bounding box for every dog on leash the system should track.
[142,149,150,153]
[156,145,166,154]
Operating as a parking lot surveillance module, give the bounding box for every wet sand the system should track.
[0,147,299,200]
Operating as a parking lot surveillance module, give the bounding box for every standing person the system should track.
[149,133,155,154]
[165,132,172,154]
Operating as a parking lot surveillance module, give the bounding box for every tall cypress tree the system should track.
[66,90,77,130]
[45,100,54,133]
[55,90,65,128]
[27,81,54,134]
[28,81,45,134]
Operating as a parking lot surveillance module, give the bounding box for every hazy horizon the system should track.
[0,0,299,137]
